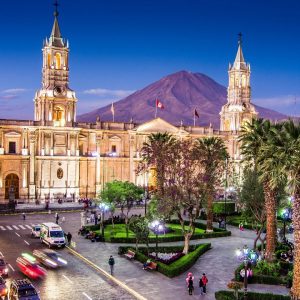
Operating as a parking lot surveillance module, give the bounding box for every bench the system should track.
[145,262,157,271]
[124,250,135,259]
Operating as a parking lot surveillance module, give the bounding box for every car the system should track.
[33,249,67,268]
[0,258,8,278]
[8,279,40,300]
[16,254,46,280]
[0,276,8,299]
[31,225,41,238]
[40,223,66,248]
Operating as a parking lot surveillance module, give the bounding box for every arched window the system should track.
[53,105,64,122]
[55,53,61,69]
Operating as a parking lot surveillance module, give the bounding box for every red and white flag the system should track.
[156,99,164,109]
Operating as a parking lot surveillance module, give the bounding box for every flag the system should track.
[156,99,164,109]
[194,108,199,118]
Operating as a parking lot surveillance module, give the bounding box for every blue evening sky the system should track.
[0,0,299,119]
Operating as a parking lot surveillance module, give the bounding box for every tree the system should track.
[194,137,228,232]
[129,216,150,252]
[138,132,177,196]
[100,180,144,237]
[239,168,266,251]
[271,120,300,299]
[239,119,280,262]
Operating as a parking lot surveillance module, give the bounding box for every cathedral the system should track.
[0,10,257,204]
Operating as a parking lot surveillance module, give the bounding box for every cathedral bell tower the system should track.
[34,4,77,126]
[220,34,257,131]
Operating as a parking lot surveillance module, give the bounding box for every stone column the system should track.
[29,131,36,200]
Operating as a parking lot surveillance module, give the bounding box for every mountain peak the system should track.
[78,71,288,127]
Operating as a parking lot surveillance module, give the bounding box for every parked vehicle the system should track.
[0,258,8,277]
[31,225,41,238]
[33,249,67,268]
[0,276,8,299]
[8,279,40,300]
[16,253,46,280]
[40,223,66,248]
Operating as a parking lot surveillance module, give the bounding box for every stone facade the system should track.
[0,14,257,204]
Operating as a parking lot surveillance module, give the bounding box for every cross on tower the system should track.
[238,32,242,45]
[54,0,59,17]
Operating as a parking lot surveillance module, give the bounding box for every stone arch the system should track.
[4,173,19,200]
[55,52,61,69]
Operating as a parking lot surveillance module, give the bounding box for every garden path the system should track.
[71,223,290,300]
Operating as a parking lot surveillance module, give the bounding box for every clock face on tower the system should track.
[53,86,66,97]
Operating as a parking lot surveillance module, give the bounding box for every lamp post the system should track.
[236,245,258,300]
[150,220,163,259]
[282,209,289,242]
[224,158,228,230]
[99,203,109,239]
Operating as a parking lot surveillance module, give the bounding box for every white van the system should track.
[40,223,66,248]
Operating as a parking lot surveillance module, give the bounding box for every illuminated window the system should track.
[224,120,230,131]
[55,53,61,69]
[53,106,64,122]
[47,53,51,66]
[111,145,116,153]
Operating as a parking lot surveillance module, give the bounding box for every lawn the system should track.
[94,223,205,240]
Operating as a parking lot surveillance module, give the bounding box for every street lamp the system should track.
[99,203,109,239]
[282,209,289,242]
[236,245,258,300]
[150,220,163,259]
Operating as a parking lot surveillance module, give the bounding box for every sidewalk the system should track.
[69,224,290,300]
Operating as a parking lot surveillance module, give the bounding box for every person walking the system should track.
[22,212,26,221]
[201,273,208,294]
[67,232,72,245]
[199,277,204,295]
[55,213,59,224]
[187,275,194,295]
[108,255,115,275]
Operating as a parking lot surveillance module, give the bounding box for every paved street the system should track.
[0,211,291,300]
[0,212,134,300]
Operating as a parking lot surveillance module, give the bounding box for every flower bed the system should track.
[215,291,290,300]
[148,252,184,264]
[118,243,211,277]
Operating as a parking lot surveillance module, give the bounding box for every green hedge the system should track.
[215,291,290,300]
[118,243,211,278]
[234,263,287,285]
[213,202,235,214]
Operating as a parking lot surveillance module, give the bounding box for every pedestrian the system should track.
[187,276,194,295]
[108,255,115,275]
[62,216,65,223]
[201,273,208,294]
[55,213,59,224]
[199,277,204,295]
[22,212,26,221]
[67,232,72,245]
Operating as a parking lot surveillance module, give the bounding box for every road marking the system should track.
[6,226,13,230]
[67,247,147,300]
[62,275,73,284]
[24,240,30,245]
[82,292,93,300]
[0,226,6,231]
[12,225,19,230]
[25,225,32,229]
[15,232,21,237]
[19,225,26,230]
[8,264,15,272]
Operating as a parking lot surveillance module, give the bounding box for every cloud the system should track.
[83,88,135,98]
[253,95,298,108]
[2,88,27,94]
[0,88,28,101]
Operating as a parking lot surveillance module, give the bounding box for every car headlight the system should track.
[57,257,67,265]
[4,268,8,273]
[45,259,57,267]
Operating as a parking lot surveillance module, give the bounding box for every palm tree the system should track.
[272,120,300,299]
[239,118,280,261]
[194,137,228,232]
[139,132,176,197]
